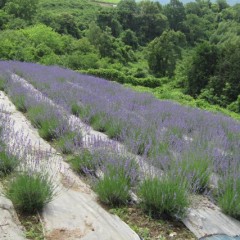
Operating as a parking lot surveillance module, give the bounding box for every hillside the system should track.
[0,0,240,120]
[1,61,240,239]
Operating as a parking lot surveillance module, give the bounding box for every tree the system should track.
[117,0,138,31]
[164,0,186,31]
[209,37,240,105]
[4,0,39,22]
[137,1,168,43]
[148,30,186,77]
[186,42,219,97]
[96,9,122,37]
[121,29,138,49]
[0,0,7,8]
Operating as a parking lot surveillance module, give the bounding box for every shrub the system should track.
[71,103,91,121]
[38,117,59,141]
[94,165,131,206]
[12,94,27,113]
[218,176,240,219]
[105,119,123,139]
[0,150,18,177]
[55,131,77,154]
[138,176,189,218]
[70,148,95,174]
[89,112,107,132]
[177,151,211,193]
[82,69,162,88]
[0,78,6,91]
[6,172,56,214]
[27,105,45,128]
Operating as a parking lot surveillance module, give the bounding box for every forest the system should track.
[0,0,240,117]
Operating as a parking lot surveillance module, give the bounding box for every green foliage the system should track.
[70,148,95,174]
[12,94,27,112]
[177,151,211,193]
[164,0,186,32]
[186,42,219,97]
[38,117,59,141]
[218,176,240,219]
[4,0,39,22]
[227,95,240,113]
[0,150,18,177]
[137,1,167,44]
[71,103,91,120]
[6,172,56,214]
[94,165,131,206]
[138,176,189,218]
[83,68,162,88]
[0,77,6,90]
[0,0,239,120]
[147,30,186,77]
[55,131,76,154]
[27,105,45,128]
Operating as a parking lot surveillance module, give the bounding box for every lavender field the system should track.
[1,60,240,221]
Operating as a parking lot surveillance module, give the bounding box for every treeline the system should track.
[0,0,240,113]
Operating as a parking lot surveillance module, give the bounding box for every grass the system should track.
[18,214,45,240]
[138,176,189,219]
[6,171,57,214]
[109,206,196,240]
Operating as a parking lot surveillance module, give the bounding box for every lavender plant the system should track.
[93,145,139,206]
[0,149,19,177]
[6,171,57,214]
[70,148,96,174]
[138,175,189,218]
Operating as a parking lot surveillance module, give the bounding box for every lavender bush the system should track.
[138,175,189,218]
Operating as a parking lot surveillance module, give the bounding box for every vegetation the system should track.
[0,0,239,117]
[6,171,56,214]
[138,176,189,218]
[1,0,240,235]
[0,149,18,177]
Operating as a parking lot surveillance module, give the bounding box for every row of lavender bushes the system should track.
[0,106,57,215]
[0,63,190,219]
[1,61,240,219]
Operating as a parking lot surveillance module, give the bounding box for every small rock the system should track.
[169,232,177,237]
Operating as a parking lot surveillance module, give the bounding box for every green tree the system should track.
[97,9,122,37]
[208,37,240,105]
[137,1,168,43]
[148,30,186,77]
[121,29,138,49]
[164,0,186,31]
[117,0,138,31]
[186,42,219,97]
[0,0,7,8]
[4,0,39,22]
